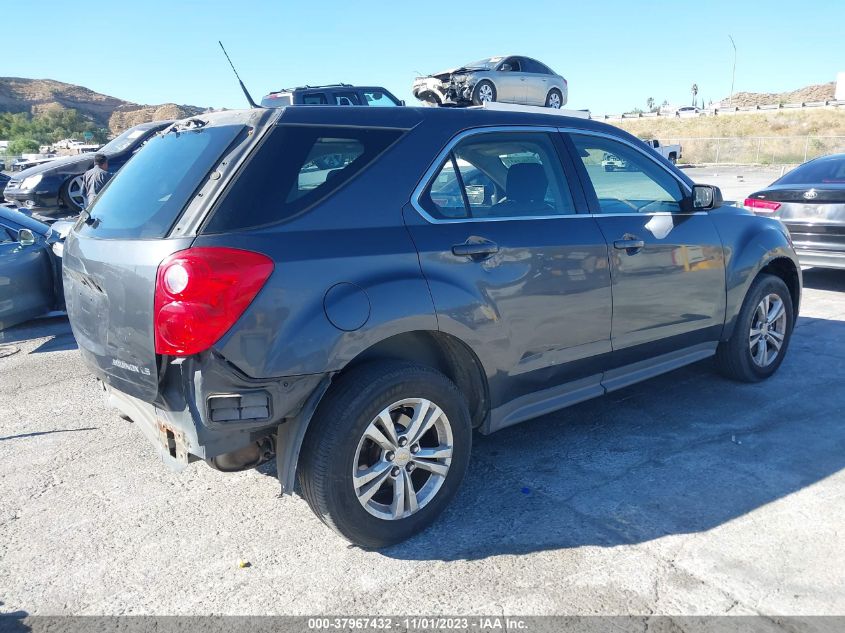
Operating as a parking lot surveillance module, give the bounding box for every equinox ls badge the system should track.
[112,358,151,376]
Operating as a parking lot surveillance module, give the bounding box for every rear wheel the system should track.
[545,89,563,109]
[668,154,677,165]
[716,274,794,382]
[298,361,472,548]
[60,175,85,212]
[471,80,496,106]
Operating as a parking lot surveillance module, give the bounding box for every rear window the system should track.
[261,93,293,107]
[77,125,243,239]
[777,157,845,185]
[203,125,403,232]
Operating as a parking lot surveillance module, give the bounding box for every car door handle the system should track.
[452,240,499,259]
[613,238,645,251]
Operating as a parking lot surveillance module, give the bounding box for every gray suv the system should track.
[63,106,800,548]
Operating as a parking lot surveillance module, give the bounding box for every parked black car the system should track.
[261,84,403,108]
[2,121,173,218]
[63,106,800,548]
[0,207,65,330]
[745,153,845,269]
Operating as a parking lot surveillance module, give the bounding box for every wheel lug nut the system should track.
[406,463,416,472]
[391,467,400,477]
[398,437,408,447]
[410,444,420,454]
[385,451,395,462]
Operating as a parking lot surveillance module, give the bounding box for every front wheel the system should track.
[60,175,85,212]
[545,89,563,109]
[298,361,472,548]
[716,274,794,382]
[471,80,496,106]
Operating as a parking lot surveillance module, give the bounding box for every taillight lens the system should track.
[744,198,781,213]
[154,247,274,356]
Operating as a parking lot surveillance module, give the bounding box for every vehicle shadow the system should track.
[0,316,77,352]
[0,427,98,442]
[802,267,845,292]
[0,602,29,632]
[381,315,845,561]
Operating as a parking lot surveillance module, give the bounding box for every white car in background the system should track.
[675,106,704,118]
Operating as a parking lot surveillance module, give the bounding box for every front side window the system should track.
[570,134,685,214]
[205,125,403,232]
[420,132,575,220]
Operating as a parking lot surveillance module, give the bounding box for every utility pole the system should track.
[729,35,737,107]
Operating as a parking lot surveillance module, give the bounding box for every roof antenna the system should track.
[218,41,261,109]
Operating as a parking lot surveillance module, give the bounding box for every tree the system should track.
[691,83,699,106]
[646,97,655,112]
[7,138,40,154]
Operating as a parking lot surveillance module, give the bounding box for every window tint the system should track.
[776,157,845,184]
[363,90,399,107]
[205,125,403,232]
[571,134,685,214]
[301,93,328,105]
[77,125,244,239]
[420,132,575,220]
[0,225,15,242]
[333,92,361,106]
[522,58,550,74]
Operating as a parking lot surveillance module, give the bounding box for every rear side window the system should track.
[301,93,328,105]
[204,125,403,232]
[333,92,361,106]
[419,131,575,220]
[76,125,244,239]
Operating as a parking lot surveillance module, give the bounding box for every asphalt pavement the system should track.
[1,258,844,617]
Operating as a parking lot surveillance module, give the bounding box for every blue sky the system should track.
[11,0,845,114]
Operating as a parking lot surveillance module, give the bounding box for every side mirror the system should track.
[18,228,36,246]
[400,100,406,106]
[692,184,723,210]
[500,63,513,72]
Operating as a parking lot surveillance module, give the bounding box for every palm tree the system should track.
[691,83,699,106]
[646,97,655,112]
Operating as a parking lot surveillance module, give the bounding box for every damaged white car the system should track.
[412,55,568,108]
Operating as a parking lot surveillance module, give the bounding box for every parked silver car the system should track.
[413,55,567,108]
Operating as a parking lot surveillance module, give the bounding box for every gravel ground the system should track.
[1,269,844,617]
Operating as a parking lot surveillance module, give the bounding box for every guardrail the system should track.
[595,100,845,121]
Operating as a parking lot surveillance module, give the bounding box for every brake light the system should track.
[744,198,781,213]
[154,247,274,356]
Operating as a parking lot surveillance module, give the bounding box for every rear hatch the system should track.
[746,184,845,251]
[63,109,277,401]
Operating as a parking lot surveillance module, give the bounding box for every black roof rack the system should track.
[270,83,354,93]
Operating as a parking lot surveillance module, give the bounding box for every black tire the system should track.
[471,80,497,106]
[668,154,677,165]
[298,361,472,548]
[716,273,794,382]
[59,175,84,212]
[545,88,563,109]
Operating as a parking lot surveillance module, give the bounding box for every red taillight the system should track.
[154,247,274,356]
[744,198,781,213]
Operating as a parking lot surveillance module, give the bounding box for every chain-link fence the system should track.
[660,136,845,166]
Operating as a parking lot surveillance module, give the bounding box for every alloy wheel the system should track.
[749,293,787,368]
[548,92,562,108]
[66,175,85,210]
[478,84,494,102]
[352,398,453,520]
